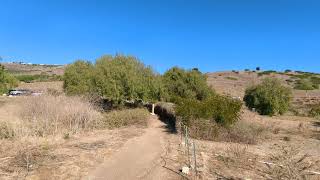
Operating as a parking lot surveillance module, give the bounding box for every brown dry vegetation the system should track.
[0,95,149,179]
[193,109,320,179]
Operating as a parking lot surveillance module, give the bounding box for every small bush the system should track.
[224,76,238,81]
[185,119,265,144]
[0,121,15,139]
[223,120,265,144]
[175,95,242,127]
[309,104,320,118]
[294,79,316,90]
[244,78,292,116]
[257,70,277,76]
[99,108,149,128]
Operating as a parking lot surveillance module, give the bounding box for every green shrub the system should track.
[294,79,316,90]
[225,76,238,81]
[175,95,242,127]
[244,78,292,115]
[100,108,149,128]
[162,67,213,102]
[0,65,18,94]
[182,118,265,144]
[63,60,95,95]
[258,70,277,76]
[309,104,320,118]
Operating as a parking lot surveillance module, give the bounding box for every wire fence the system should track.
[180,122,198,179]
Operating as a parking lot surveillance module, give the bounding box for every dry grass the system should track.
[0,94,150,179]
[0,121,15,139]
[99,108,149,128]
[18,81,63,93]
[186,119,267,144]
[220,144,257,169]
[260,146,320,180]
[0,94,150,138]
[18,95,102,137]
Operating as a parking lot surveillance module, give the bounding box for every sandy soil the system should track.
[87,115,181,180]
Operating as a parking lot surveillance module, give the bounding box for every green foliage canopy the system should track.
[175,95,242,127]
[0,65,18,94]
[244,78,292,116]
[94,55,163,103]
[63,60,94,95]
[162,67,213,102]
[63,55,163,104]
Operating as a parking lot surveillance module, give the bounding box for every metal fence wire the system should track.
[180,122,198,178]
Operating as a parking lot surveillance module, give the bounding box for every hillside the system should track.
[1,62,65,75]
[207,70,320,115]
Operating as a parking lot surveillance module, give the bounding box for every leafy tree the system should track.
[162,67,213,102]
[63,60,94,95]
[93,55,162,104]
[0,64,18,94]
[244,78,292,115]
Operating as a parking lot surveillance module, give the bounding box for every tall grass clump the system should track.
[244,78,292,116]
[99,108,149,128]
[20,95,102,136]
[309,104,320,119]
[0,121,15,139]
[294,79,317,90]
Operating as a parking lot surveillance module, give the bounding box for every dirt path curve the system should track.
[86,115,180,180]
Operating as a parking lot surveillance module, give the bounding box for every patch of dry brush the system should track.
[0,95,150,179]
[18,95,103,137]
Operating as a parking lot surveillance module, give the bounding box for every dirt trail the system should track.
[87,115,180,180]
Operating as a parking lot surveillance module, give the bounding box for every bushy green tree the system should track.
[63,55,163,104]
[93,55,163,104]
[244,78,292,115]
[0,65,18,94]
[162,67,213,102]
[63,60,94,95]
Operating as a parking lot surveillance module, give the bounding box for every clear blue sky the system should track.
[1,0,319,73]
